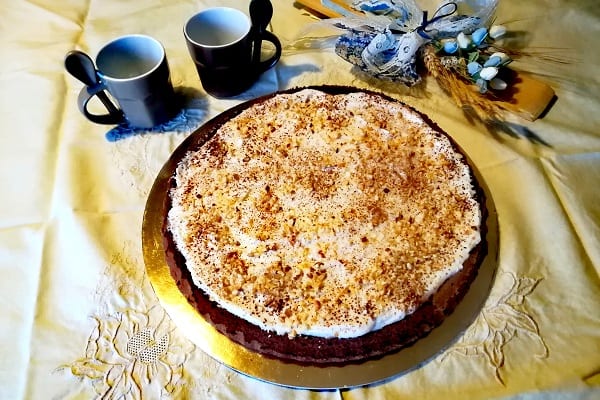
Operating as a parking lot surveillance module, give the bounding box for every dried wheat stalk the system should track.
[421,44,510,123]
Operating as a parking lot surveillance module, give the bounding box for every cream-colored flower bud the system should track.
[489,25,507,39]
[490,78,507,90]
[490,52,510,64]
[457,32,472,49]
[480,66,499,81]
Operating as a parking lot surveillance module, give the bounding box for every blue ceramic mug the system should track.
[77,34,177,128]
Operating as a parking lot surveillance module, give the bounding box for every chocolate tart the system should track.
[143,85,498,388]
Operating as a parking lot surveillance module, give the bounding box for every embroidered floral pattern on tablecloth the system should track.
[66,307,195,399]
[110,132,186,200]
[109,90,208,200]
[442,272,548,384]
[62,241,200,399]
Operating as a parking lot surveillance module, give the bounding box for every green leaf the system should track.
[468,51,480,63]
[430,40,444,52]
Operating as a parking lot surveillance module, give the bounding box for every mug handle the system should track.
[254,31,282,73]
[77,82,125,125]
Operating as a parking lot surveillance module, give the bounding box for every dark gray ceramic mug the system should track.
[78,34,177,128]
[184,7,282,98]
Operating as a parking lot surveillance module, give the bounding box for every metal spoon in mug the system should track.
[250,0,274,64]
[64,50,120,114]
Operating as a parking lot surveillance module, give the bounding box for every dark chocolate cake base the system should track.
[162,184,487,367]
[160,85,488,366]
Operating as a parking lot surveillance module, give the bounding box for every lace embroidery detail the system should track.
[442,272,549,384]
[109,89,209,199]
[110,130,187,200]
[126,328,169,365]
[61,241,198,398]
[65,308,195,398]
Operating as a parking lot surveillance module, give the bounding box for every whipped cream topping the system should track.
[168,89,482,338]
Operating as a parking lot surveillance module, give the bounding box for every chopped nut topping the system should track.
[168,89,481,339]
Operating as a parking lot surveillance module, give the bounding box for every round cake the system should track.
[164,86,487,365]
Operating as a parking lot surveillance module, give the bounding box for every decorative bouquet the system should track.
[299,0,555,128]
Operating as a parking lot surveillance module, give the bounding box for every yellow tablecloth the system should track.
[1,0,599,398]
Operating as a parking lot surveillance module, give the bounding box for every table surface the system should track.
[1,0,599,399]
